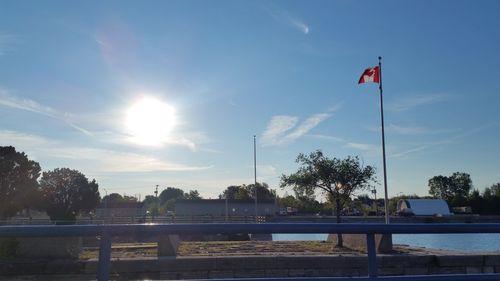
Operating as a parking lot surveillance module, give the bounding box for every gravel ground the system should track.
[80,240,368,259]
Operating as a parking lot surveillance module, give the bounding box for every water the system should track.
[272,233,500,252]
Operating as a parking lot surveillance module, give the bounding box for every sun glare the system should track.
[126,97,176,146]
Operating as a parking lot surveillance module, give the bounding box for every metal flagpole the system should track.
[254,135,258,221]
[378,56,390,224]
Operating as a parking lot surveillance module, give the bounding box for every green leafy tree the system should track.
[102,193,137,205]
[246,182,276,201]
[39,168,100,223]
[220,185,252,200]
[281,150,376,247]
[278,195,300,209]
[142,195,160,216]
[220,183,275,201]
[185,190,202,199]
[428,172,472,206]
[159,187,185,205]
[0,146,41,218]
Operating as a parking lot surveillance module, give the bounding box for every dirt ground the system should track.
[80,240,370,259]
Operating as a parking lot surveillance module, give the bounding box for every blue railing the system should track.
[1,223,500,281]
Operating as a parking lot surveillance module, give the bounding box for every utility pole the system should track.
[371,188,378,216]
[254,135,258,221]
[154,185,159,222]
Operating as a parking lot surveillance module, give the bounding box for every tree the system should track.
[102,193,137,205]
[220,185,252,200]
[219,183,275,200]
[246,182,276,201]
[428,172,472,206]
[0,146,41,218]
[159,187,185,205]
[142,195,160,216]
[280,150,376,247]
[185,190,202,199]
[39,168,100,223]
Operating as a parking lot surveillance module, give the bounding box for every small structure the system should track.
[95,201,146,218]
[175,199,277,216]
[397,199,451,216]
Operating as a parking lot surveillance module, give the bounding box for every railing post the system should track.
[366,233,377,278]
[97,230,112,281]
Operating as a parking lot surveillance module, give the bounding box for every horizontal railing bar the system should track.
[1,223,500,237]
[206,274,500,281]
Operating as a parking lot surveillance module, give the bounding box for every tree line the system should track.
[0,146,281,221]
[1,146,99,223]
[3,145,500,226]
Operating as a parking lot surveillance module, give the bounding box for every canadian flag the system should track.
[358,66,380,84]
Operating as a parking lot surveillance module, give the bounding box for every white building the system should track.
[397,199,452,216]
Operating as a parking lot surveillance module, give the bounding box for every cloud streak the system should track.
[261,113,331,146]
[391,124,492,158]
[0,130,212,173]
[290,19,310,34]
[385,124,460,135]
[387,94,449,111]
[0,90,92,135]
[265,6,310,34]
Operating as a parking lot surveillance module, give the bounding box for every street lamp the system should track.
[371,188,378,216]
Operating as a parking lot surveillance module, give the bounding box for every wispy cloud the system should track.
[261,113,332,146]
[0,130,212,173]
[387,94,449,111]
[385,124,461,135]
[290,19,310,34]
[390,124,492,158]
[0,90,92,135]
[261,116,298,146]
[306,134,344,142]
[345,142,378,152]
[265,7,310,34]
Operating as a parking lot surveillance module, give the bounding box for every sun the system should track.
[125,97,176,146]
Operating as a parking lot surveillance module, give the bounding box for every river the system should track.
[272,233,500,252]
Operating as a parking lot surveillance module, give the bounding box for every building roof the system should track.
[401,199,451,216]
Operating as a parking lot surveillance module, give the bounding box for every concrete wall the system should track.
[2,254,500,279]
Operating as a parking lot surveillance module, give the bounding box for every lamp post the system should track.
[254,135,258,221]
[371,188,378,216]
[103,188,108,221]
[225,195,229,222]
[154,185,159,222]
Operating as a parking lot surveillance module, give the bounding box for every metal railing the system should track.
[1,223,500,281]
[0,215,267,225]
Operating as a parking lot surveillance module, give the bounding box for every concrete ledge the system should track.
[5,252,500,279]
[158,235,180,257]
[327,233,393,253]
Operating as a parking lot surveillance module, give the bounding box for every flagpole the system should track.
[254,135,258,221]
[378,56,390,224]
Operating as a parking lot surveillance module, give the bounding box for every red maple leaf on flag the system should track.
[358,66,380,84]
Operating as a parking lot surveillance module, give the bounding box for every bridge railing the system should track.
[1,223,500,281]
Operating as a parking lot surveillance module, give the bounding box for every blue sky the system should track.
[1,0,499,200]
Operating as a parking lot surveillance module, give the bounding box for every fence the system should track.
[0,215,267,225]
[1,223,500,281]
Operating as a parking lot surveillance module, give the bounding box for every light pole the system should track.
[254,135,258,221]
[103,188,108,219]
[371,188,378,216]
[225,195,229,222]
[154,185,159,222]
